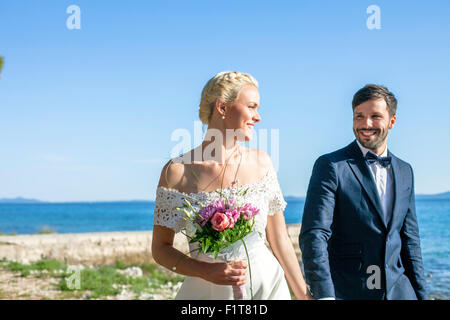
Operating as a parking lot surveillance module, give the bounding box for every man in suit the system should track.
[299,84,427,300]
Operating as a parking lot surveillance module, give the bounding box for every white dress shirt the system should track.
[356,140,394,223]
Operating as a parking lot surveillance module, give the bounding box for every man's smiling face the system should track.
[353,98,396,154]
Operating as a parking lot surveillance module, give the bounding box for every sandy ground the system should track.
[0,269,66,300]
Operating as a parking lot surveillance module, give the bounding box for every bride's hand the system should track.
[202,260,247,286]
[305,291,315,300]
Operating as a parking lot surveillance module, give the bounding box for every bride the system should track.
[152,71,313,300]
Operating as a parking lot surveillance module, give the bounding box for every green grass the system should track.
[58,265,124,299]
[0,232,18,236]
[0,258,185,299]
[4,259,67,277]
[56,260,185,299]
[0,226,56,235]
[58,261,184,299]
[113,260,128,270]
[36,225,57,234]
[140,262,185,284]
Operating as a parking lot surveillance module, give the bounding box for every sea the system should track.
[0,199,448,300]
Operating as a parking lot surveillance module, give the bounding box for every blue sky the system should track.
[1,0,449,202]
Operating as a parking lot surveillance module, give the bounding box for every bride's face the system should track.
[224,85,261,141]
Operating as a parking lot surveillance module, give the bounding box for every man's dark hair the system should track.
[352,84,397,116]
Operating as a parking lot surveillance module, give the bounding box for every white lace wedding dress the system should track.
[153,169,291,300]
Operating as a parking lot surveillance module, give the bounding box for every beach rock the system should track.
[139,292,154,300]
[118,266,143,278]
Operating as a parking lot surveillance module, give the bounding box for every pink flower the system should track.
[240,203,260,220]
[213,199,226,211]
[210,212,231,232]
[225,209,240,227]
[213,199,235,211]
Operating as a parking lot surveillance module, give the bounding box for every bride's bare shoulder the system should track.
[244,147,271,166]
[242,147,274,173]
[158,157,188,190]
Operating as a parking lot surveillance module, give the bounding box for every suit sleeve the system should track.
[400,165,428,300]
[299,155,337,299]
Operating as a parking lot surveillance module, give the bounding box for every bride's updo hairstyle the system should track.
[199,71,259,125]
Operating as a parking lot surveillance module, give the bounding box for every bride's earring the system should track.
[221,105,226,120]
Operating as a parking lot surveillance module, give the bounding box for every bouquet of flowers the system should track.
[176,188,260,300]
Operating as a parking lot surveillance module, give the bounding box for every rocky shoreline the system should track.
[0,224,302,267]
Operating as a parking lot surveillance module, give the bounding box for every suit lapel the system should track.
[346,141,387,229]
[387,151,401,231]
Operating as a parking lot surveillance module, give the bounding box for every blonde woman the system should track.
[152,71,313,300]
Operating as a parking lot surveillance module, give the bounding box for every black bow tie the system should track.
[365,151,392,168]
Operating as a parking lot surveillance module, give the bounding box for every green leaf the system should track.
[214,190,225,198]
[182,208,192,218]
[204,238,211,252]
[201,241,206,253]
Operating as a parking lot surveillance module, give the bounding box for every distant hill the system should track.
[0,197,44,204]
[285,196,305,202]
[416,191,450,200]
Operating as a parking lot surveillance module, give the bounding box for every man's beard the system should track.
[354,127,388,150]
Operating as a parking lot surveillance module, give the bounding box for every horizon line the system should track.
[1,191,450,203]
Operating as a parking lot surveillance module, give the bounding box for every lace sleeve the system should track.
[267,170,287,216]
[153,187,187,233]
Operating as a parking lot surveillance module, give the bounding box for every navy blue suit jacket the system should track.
[299,140,427,300]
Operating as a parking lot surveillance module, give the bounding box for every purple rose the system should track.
[197,204,217,226]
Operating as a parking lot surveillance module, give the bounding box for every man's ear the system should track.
[388,114,396,129]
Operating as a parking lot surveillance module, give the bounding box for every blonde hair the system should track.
[199,71,259,125]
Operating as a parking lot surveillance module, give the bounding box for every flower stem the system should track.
[240,238,253,300]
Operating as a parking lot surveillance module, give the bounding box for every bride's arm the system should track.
[266,212,314,300]
[255,149,313,299]
[152,225,207,278]
[152,224,247,286]
[152,160,207,278]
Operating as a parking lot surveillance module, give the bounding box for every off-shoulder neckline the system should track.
[157,169,274,197]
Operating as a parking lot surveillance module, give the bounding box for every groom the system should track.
[299,84,427,300]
